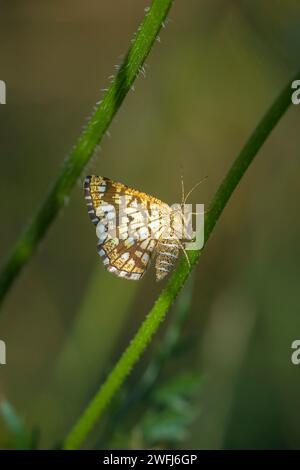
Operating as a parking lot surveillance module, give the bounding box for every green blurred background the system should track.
[1,0,300,449]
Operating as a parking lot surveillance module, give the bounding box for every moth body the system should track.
[84,175,186,281]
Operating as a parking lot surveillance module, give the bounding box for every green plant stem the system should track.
[0,0,174,308]
[63,69,298,450]
[100,275,195,448]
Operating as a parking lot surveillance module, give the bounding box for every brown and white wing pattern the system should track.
[84,175,169,280]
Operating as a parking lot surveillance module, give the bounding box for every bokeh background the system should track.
[1,0,300,449]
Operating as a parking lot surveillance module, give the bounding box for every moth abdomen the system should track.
[155,239,180,281]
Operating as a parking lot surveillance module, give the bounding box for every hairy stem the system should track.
[100,275,195,448]
[63,69,299,450]
[0,0,174,307]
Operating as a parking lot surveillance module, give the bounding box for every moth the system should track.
[84,175,194,281]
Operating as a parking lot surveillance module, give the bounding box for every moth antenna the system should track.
[184,176,208,204]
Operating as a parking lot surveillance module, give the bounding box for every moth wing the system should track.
[84,175,165,280]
